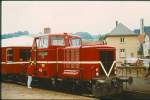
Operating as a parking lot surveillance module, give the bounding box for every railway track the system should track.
[100,91,150,100]
[2,79,150,100]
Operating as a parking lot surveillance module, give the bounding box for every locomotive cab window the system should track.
[20,49,31,61]
[51,36,64,46]
[70,38,81,46]
[6,48,13,62]
[38,36,48,48]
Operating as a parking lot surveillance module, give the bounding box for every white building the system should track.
[143,32,150,58]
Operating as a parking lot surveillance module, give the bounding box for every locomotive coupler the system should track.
[118,76,133,85]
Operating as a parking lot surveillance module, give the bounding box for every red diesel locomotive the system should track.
[1,33,132,97]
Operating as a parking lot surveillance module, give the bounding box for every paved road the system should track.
[1,82,96,99]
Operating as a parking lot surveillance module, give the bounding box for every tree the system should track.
[98,34,105,41]
[2,31,30,39]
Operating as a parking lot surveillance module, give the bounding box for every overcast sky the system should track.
[2,1,150,35]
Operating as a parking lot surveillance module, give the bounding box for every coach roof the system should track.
[2,35,34,47]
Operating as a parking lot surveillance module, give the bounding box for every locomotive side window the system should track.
[20,49,31,61]
[6,48,13,62]
[70,38,81,46]
[51,36,64,46]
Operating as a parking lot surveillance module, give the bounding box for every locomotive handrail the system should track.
[1,61,29,64]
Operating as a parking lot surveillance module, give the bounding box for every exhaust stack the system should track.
[44,27,51,34]
[140,18,144,34]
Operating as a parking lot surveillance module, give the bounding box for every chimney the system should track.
[44,27,51,34]
[140,18,144,34]
[116,21,118,27]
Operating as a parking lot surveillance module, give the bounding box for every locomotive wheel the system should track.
[111,77,123,94]
[37,78,52,89]
[92,79,123,97]
[128,76,133,85]
[92,81,108,97]
[1,74,7,82]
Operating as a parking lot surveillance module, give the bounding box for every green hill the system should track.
[73,32,93,40]
[2,31,29,39]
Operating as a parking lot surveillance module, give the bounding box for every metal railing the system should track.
[116,66,147,78]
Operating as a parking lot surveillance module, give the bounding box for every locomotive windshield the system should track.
[37,36,48,48]
[51,36,64,46]
[70,38,81,46]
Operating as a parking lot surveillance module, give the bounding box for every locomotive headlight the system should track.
[42,64,45,68]
[96,68,98,71]
[96,72,99,76]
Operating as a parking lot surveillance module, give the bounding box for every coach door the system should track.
[5,48,14,74]
[19,49,31,61]
[6,48,13,63]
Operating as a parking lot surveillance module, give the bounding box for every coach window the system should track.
[7,48,13,62]
[51,36,64,46]
[38,36,48,48]
[70,38,81,46]
[20,49,31,61]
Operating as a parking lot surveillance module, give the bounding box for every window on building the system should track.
[7,48,13,62]
[120,37,125,43]
[131,52,134,57]
[51,36,64,46]
[70,38,81,46]
[120,49,125,58]
[20,49,31,61]
[38,36,48,48]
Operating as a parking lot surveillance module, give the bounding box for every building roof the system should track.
[2,35,34,47]
[106,23,138,36]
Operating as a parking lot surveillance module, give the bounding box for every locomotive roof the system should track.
[34,33,81,38]
[82,45,115,48]
[2,35,34,47]
[65,45,115,49]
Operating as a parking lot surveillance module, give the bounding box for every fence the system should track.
[116,66,147,78]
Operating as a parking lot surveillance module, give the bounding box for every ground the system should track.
[125,77,150,93]
[1,82,96,99]
[1,78,150,99]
